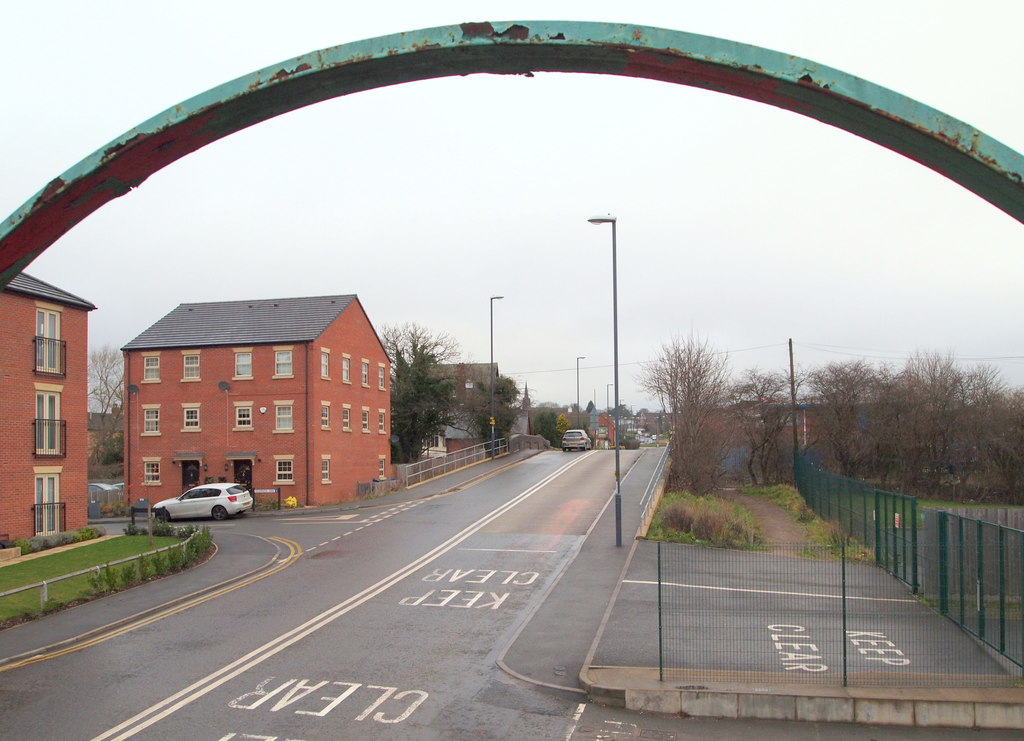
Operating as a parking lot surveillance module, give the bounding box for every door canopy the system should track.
[2,20,1022,284]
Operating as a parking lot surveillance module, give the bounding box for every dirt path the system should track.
[716,487,807,551]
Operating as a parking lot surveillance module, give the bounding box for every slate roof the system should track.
[4,272,96,310]
[122,294,358,350]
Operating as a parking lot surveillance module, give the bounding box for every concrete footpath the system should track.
[4,448,1024,729]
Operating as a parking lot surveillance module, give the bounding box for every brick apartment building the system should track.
[121,294,390,507]
[0,273,95,540]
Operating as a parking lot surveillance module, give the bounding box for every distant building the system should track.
[0,274,95,539]
[121,294,390,507]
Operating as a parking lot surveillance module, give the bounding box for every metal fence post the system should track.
[977,518,986,640]
[910,496,919,594]
[657,541,664,682]
[998,527,1006,653]
[841,538,848,687]
[937,510,949,614]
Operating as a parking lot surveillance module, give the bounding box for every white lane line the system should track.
[92,455,592,741]
[460,548,558,554]
[624,579,917,603]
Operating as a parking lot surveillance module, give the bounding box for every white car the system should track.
[561,429,593,452]
[152,483,253,521]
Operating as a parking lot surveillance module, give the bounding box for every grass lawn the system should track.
[0,535,179,621]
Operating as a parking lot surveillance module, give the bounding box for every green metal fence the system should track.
[794,453,918,591]
[920,510,1023,670]
[655,541,1014,687]
[793,452,1023,672]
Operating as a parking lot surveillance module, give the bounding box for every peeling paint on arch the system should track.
[2,20,1022,284]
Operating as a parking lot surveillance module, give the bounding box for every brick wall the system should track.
[0,291,90,540]
[124,298,390,507]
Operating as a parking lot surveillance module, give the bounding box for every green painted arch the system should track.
[2,20,1022,285]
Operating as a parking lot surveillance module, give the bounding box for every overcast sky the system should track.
[4,1,1023,412]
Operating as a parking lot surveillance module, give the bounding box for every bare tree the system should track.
[729,368,791,485]
[88,345,124,469]
[639,334,731,494]
[806,359,877,478]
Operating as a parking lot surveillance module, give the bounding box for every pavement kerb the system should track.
[0,536,289,671]
[579,666,1024,730]
[88,449,545,527]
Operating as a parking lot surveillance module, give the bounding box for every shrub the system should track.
[150,520,176,538]
[166,546,183,571]
[74,526,99,542]
[152,549,168,576]
[118,562,138,588]
[138,553,155,581]
[102,564,118,592]
[15,539,30,556]
[651,491,764,548]
[123,522,144,536]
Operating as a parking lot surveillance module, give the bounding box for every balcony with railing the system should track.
[33,501,65,535]
[34,336,67,377]
[33,418,66,457]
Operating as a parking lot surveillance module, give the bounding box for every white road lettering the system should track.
[846,629,910,665]
[767,625,827,672]
[228,678,429,723]
[421,568,540,585]
[399,589,509,609]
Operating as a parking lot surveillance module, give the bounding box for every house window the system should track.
[235,405,253,429]
[143,406,160,434]
[321,351,330,379]
[34,473,60,535]
[35,390,62,456]
[234,351,252,379]
[361,407,370,433]
[35,308,63,375]
[361,360,370,386]
[321,458,330,483]
[378,457,387,478]
[182,353,200,380]
[321,403,330,429]
[342,405,351,431]
[275,350,293,377]
[342,355,351,383]
[378,364,386,390]
[275,403,293,432]
[275,459,294,483]
[182,404,201,431]
[144,460,161,484]
[378,410,386,434]
[143,355,160,382]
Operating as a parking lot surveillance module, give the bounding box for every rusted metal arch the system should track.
[2,20,1023,285]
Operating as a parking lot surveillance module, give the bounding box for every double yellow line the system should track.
[0,536,301,673]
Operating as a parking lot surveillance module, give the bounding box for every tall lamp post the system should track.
[489,295,504,459]
[576,356,586,429]
[606,382,614,448]
[588,214,622,546]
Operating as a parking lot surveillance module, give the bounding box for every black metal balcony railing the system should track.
[33,418,66,457]
[33,501,65,535]
[33,336,67,377]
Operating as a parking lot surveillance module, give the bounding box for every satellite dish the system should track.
[127,384,140,394]
[218,381,231,391]
[390,435,399,444]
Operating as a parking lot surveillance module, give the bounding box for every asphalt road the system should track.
[0,450,1020,740]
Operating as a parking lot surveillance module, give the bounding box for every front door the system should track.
[233,460,253,491]
[181,461,200,491]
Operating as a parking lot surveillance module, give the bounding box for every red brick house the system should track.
[121,294,390,507]
[0,273,95,540]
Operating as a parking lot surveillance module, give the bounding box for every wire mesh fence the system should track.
[656,541,1017,687]
[793,451,1024,673]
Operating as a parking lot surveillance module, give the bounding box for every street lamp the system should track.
[489,295,504,459]
[576,356,586,429]
[588,214,622,546]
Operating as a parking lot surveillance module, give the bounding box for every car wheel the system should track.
[156,509,170,522]
[211,505,228,520]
